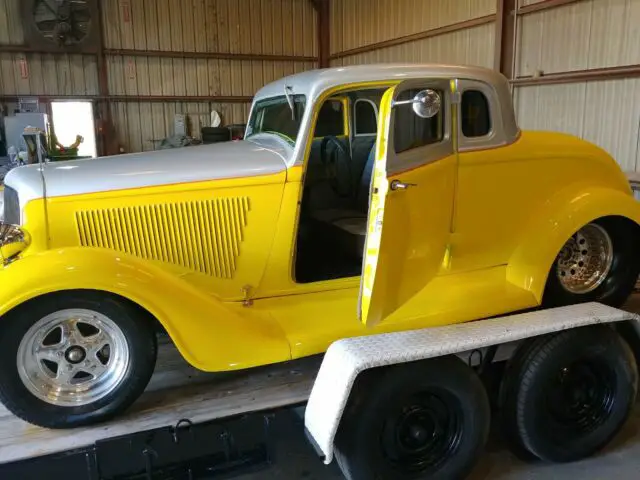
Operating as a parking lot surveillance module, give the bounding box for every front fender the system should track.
[508,186,640,302]
[0,248,291,371]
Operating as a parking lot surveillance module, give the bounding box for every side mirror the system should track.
[393,89,442,119]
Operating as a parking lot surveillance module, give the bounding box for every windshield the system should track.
[246,95,306,144]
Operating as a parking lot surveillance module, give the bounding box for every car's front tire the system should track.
[0,291,157,429]
[544,217,640,307]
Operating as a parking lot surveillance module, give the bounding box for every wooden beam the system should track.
[317,0,331,68]
[518,0,586,15]
[330,15,496,60]
[494,0,517,78]
[95,0,111,156]
[0,95,254,103]
[104,48,318,63]
[511,64,640,87]
[0,45,318,63]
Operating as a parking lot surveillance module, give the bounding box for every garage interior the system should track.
[2,0,640,479]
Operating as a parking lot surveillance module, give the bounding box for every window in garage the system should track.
[50,101,97,158]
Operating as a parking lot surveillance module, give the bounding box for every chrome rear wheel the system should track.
[17,308,130,407]
[556,223,613,294]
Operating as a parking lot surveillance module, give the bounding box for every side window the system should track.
[354,99,377,136]
[394,89,444,154]
[314,99,345,137]
[461,90,491,137]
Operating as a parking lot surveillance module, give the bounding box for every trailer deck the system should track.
[0,337,321,466]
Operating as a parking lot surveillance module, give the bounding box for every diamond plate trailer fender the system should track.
[304,302,640,464]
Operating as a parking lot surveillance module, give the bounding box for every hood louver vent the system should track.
[75,197,250,278]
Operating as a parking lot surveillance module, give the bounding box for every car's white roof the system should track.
[254,63,510,104]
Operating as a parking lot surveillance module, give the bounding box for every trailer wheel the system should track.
[0,291,157,429]
[501,326,637,463]
[334,356,490,480]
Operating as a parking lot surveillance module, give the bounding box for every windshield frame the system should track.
[245,94,307,145]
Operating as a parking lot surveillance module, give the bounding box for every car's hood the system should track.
[4,137,290,206]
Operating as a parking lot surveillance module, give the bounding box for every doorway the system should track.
[50,101,98,158]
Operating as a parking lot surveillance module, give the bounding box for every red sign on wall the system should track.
[18,57,29,79]
[121,0,131,23]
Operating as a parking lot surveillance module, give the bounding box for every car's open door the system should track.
[359,79,457,327]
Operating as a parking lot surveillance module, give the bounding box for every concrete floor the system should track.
[235,403,640,480]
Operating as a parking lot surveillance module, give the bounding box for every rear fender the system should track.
[0,248,291,371]
[507,186,640,302]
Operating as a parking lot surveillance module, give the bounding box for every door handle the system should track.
[390,179,417,191]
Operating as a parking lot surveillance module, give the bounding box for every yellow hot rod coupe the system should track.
[0,64,639,430]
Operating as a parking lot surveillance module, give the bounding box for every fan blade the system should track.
[35,19,60,32]
[41,0,59,16]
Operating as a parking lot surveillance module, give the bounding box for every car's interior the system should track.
[295,88,385,283]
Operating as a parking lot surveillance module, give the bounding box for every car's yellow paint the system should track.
[360,85,457,326]
[39,171,287,301]
[0,246,291,371]
[1,79,639,373]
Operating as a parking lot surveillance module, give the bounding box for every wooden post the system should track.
[495,0,517,79]
[315,0,331,68]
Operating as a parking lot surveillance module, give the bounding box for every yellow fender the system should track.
[0,248,291,371]
[508,186,640,302]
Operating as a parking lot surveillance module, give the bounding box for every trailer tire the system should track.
[502,326,637,463]
[334,356,490,480]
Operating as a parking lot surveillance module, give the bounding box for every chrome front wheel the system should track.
[0,292,157,428]
[17,309,130,406]
[556,223,613,294]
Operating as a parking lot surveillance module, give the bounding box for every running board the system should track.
[304,302,640,464]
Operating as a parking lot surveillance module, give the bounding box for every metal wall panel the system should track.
[331,24,495,69]
[0,0,24,44]
[0,53,99,96]
[517,0,640,76]
[514,79,640,172]
[99,0,317,153]
[108,101,252,153]
[101,0,317,56]
[330,0,495,53]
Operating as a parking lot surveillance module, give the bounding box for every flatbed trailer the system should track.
[2,301,640,480]
[0,338,321,479]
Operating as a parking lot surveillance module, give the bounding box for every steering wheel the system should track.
[319,136,353,198]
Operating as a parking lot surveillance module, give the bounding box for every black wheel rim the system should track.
[545,358,616,440]
[381,389,463,474]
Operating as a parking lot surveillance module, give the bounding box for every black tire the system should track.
[201,126,231,143]
[498,336,549,462]
[500,326,637,463]
[334,356,490,480]
[543,217,640,308]
[0,291,157,429]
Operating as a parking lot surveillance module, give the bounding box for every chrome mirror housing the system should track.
[393,89,442,118]
[0,223,30,264]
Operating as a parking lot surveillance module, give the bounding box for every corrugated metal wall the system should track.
[332,24,495,69]
[0,0,317,153]
[0,0,99,97]
[514,0,640,171]
[330,0,496,69]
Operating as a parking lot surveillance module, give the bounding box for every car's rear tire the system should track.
[543,217,640,308]
[499,326,637,463]
[0,291,157,429]
[334,356,490,480]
